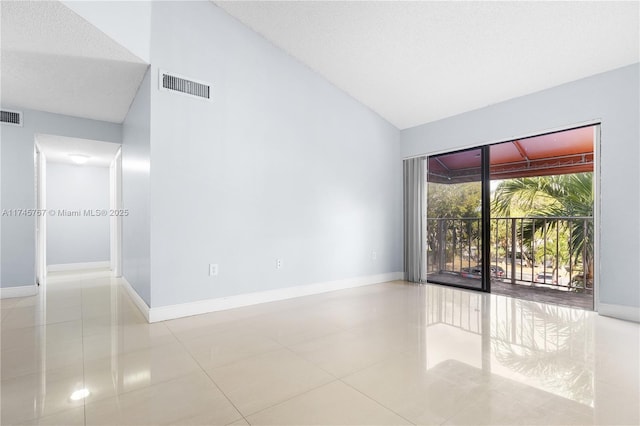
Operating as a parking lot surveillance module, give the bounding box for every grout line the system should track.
[164,318,252,425]
[166,319,288,369]
[213,345,358,419]
[240,378,340,420]
[337,377,417,425]
[280,345,341,378]
[177,339,337,421]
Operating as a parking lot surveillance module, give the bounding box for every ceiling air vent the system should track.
[159,70,211,101]
[1,109,23,127]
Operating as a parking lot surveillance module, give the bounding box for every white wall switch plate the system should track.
[209,264,218,276]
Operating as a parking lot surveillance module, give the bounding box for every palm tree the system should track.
[492,173,593,288]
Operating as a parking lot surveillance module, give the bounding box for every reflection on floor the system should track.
[427,272,593,310]
[1,270,638,425]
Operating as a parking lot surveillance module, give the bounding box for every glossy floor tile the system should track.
[84,371,241,426]
[246,380,412,425]
[1,270,639,425]
[205,349,334,415]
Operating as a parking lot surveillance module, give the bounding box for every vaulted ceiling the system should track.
[215,1,639,129]
[1,1,638,128]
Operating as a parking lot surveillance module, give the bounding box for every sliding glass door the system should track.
[423,125,595,309]
[426,147,490,291]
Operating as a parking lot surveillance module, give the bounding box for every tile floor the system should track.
[1,269,639,425]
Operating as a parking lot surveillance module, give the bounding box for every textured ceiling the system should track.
[215,1,640,129]
[1,1,148,123]
[37,134,120,167]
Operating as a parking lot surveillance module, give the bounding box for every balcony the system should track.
[426,216,594,310]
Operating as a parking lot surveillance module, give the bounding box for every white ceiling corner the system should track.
[1,0,148,123]
[214,1,640,129]
[36,134,120,167]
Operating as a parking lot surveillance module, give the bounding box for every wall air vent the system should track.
[159,70,211,101]
[1,109,23,126]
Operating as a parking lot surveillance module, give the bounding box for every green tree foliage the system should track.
[492,173,593,218]
[492,173,594,284]
[426,182,482,268]
[427,182,481,219]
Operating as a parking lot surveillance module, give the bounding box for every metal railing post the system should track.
[568,221,573,291]
[511,218,517,284]
[427,216,592,291]
[583,219,588,289]
[438,219,445,273]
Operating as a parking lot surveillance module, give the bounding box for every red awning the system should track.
[428,126,595,183]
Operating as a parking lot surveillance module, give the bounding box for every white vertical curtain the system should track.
[403,157,427,283]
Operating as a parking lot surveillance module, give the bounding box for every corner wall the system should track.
[401,63,640,321]
[147,2,402,308]
[122,68,152,305]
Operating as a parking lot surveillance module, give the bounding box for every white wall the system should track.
[402,64,640,318]
[0,108,121,288]
[46,162,110,266]
[122,69,152,305]
[147,2,402,308]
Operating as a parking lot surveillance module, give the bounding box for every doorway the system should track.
[426,125,597,310]
[34,134,122,288]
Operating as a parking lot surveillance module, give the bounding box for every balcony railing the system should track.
[426,216,593,293]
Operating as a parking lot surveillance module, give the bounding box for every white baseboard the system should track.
[147,272,404,323]
[0,284,38,299]
[598,303,640,323]
[121,278,150,322]
[48,261,110,272]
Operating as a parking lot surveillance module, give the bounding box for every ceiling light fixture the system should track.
[69,388,90,401]
[68,154,90,165]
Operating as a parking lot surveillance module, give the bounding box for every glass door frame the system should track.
[480,145,491,293]
[425,145,491,293]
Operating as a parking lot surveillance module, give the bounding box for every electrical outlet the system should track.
[276,259,283,269]
[209,264,218,276]
[371,250,377,260]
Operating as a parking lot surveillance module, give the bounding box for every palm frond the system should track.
[493,173,594,275]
